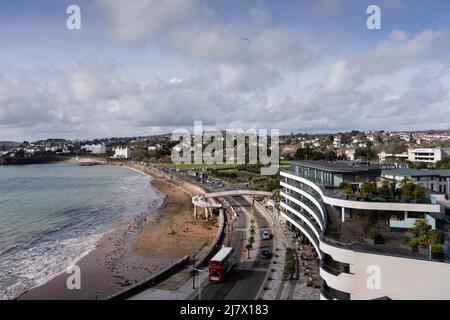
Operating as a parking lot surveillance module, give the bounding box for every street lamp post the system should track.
[193,268,207,300]
[192,254,196,290]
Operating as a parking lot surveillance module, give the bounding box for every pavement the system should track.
[129,194,320,300]
[258,205,320,300]
[190,196,272,300]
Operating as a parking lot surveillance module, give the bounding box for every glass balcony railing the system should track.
[282,177,323,201]
[281,205,320,244]
[281,189,323,222]
[281,170,437,205]
[281,170,448,264]
[322,188,436,205]
[281,200,322,236]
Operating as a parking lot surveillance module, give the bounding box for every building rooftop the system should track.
[323,204,449,262]
[382,168,450,177]
[290,160,390,173]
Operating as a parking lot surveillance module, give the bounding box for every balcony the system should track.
[280,207,321,254]
[281,181,324,219]
[281,169,439,205]
[320,280,351,300]
[281,169,449,263]
[321,253,351,276]
[322,187,437,205]
[280,200,322,238]
[280,190,324,229]
[323,204,450,262]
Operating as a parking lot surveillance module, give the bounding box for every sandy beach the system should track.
[19,163,217,300]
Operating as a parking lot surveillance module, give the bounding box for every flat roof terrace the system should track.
[290,161,389,173]
[382,168,450,178]
[323,204,449,262]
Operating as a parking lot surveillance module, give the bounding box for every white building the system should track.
[378,151,409,163]
[148,144,162,151]
[379,148,450,164]
[382,168,450,199]
[114,146,132,159]
[25,148,39,155]
[344,149,355,161]
[407,148,450,164]
[45,146,58,152]
[81,144,107,154]
[280,161,449,300]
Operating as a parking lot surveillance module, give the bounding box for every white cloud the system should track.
[361,29,446,75]
[389,29,408,42]
[2,2,450,141]
[169,78,183,84]
[323,60,358,93]
[250,1,272,27]
[97,0,211,45]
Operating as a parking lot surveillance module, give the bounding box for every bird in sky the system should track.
[242,37,251,42]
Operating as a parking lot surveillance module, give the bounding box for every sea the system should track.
[0,163,164,299]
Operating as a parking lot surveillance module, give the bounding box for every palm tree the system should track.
[400,177,412,189]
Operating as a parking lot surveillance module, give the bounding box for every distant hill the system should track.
[0,141,21,149]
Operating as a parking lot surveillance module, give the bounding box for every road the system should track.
[192,196,273,300]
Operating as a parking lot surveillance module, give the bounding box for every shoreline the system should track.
[17,162,216,300]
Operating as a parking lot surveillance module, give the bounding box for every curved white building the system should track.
[280,161,450,300]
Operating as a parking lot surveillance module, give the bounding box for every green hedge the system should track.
[283,248,296,280]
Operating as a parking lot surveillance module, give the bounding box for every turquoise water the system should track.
[0,164,163,299]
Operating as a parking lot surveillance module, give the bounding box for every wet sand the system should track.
[19,163,217,300]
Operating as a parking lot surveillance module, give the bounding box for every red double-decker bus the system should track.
[208,247,235,282]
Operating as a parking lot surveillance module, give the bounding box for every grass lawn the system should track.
[158,162,239,170]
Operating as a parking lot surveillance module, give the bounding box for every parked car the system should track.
[262,230,271,240]
[260,249,271,259]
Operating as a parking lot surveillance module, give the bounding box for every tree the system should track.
[430,243,444,254]
[427,229,444,245]
[412,184,426,199]
[400,177,412,188]
[132,149,148,162]
[367,229,383,241]
[411,219,431,237]
[362,212,378,235]
[264,178,279,192]
[415,162,429,170]
[354,146,376,160]
[379,179,393,199]
[340,134,352,145]
[294,147,310,160]
[360,180,378,199]
[379,186,393,199]
[282,153,294,161]
[249,226,256,237]
[401,176,427,200]
[340,182,353,195]
[324,150,337,161]
[400,176,417,200]
[436,157,450,169]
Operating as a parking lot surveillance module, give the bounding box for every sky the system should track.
[1,0,450,141]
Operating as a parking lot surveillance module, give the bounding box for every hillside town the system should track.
[2,130,450,168]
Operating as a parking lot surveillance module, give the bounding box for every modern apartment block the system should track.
[280,161,450,300]
[379,148,450,164]
[408,148,450,163]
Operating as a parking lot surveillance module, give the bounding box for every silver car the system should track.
[262,231,271,240]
